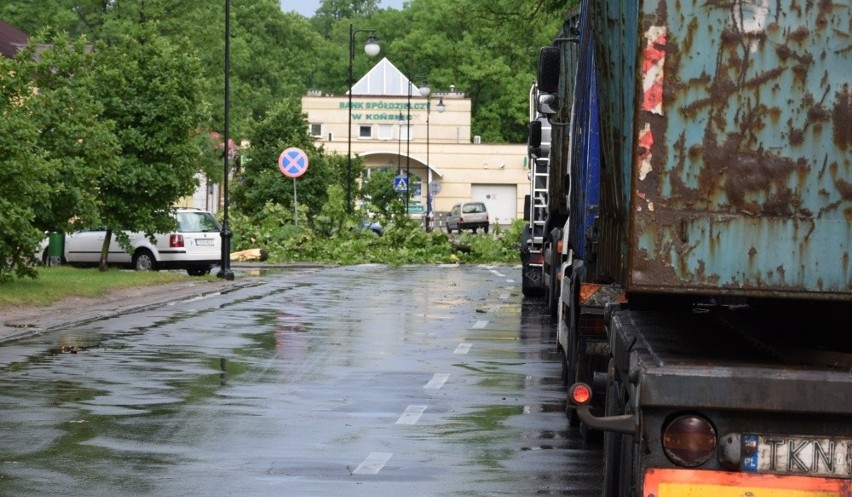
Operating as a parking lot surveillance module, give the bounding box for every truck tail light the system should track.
[169,234,185,248]
[569,383,592,406]
[530,253,544,265]
[662,415,717,467]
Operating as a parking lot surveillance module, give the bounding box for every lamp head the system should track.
[364,33,380,57]
[436,97,446,113]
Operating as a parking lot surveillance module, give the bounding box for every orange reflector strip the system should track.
[556,239,563,253]
[570,383,592,405]
[644,469,850,497]
[579,283,603,304]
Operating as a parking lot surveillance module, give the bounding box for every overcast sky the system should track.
[280,0,406,17]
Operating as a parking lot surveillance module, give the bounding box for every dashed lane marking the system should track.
[424,373,450,389]
[453,343,472,355]
[472,320,488,329]
[396,405,428,425]
[353,452,393,475]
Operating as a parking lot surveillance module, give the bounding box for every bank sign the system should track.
[341,100,430,122]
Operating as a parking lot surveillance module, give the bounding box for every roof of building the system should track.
[349,57,423,97]
[0,19,28,58]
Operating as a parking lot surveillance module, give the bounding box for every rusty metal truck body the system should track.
[533,0,851,495]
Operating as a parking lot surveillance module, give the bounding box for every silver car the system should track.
[445,201,489,233]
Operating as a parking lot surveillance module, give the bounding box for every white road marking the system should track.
[353,452,393,475]
[490,269,506,277]
[454,343,472,354]
[424,373,450,389]
[396,405,428,425]
[472,320,488,329]
[499,293,509,300]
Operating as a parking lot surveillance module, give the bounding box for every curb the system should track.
[0,278,262,345]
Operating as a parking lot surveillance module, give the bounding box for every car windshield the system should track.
[462,203,485,214]
[177,212,221,233]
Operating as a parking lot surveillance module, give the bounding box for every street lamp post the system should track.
[425,96,446,232]
[217,0,234,281]
[347,24,380,214]
[405,78,430,213]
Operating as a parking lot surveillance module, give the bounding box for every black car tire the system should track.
[133,249,158,271]
[187,266,211,276]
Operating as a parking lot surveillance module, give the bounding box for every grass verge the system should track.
[0,267,202,308]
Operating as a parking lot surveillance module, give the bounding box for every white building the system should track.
[301,58,528,226]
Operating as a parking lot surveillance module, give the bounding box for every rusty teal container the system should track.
[594,0,852,299]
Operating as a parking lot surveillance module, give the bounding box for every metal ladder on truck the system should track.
[530,157,549,252]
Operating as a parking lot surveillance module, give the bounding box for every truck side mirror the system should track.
[538,93,559,116]
[537,46,560,93]
[528,120,542,149]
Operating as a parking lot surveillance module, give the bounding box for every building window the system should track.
[410,174,422,197]
[310,123,322,138]
[359,125,372,139]
[378,124,393,140]
[400,124,411,141]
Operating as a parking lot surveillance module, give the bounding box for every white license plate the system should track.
[195,238,215,246]
[751,434,852,478]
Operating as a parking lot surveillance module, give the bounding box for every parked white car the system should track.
[48,209,222,276]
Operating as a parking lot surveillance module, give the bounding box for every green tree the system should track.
[0,0,81,38]
[228,2,327,133]
[384,0,560,143]
[361,169,401,218]
[0,58,54,282]
[231,98,363,220]
[21,34,121,235]
[88,32,212,270]
[0,33,123,281]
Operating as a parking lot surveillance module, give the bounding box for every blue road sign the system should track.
[278,147,309,178]
[393,175,408,192]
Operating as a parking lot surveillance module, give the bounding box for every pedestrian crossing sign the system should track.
[393,175,408,192]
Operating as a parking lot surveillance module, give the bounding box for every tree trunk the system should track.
[98,228,112,272]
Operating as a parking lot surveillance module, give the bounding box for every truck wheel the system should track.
[521,261,543,297]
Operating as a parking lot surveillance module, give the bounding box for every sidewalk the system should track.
[0,277,255,344]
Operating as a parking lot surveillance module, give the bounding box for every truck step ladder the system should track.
[531,157,549,248]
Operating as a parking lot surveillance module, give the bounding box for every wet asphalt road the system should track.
[0,265,602,496]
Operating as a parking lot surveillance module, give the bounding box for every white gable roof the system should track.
[349,57,421,97]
